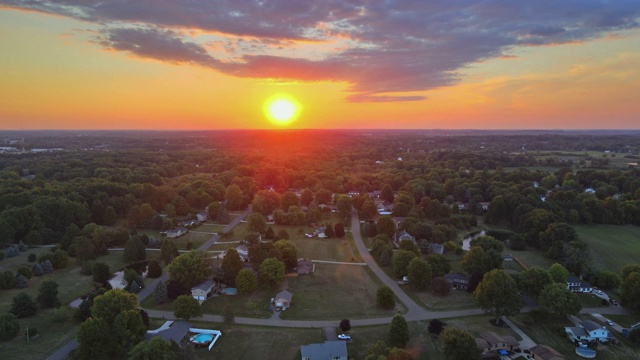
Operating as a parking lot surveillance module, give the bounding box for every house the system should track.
[196,212,208,222]
[167,227,188,238]
[274,290,293,309]
[146,320,192,343]
[565,320,610,343]
[444,273,470,290]
[478,202,490,211]
[296,259,315,275]
[395,230,416,246]
[566,276,593,293]
[475,331,519,353]
[300,341,348,360]
[191,279,215,304]
[503,254,514,262]
[179,219,200,228]
[428,243,444,255]
[529,345,565,360]
[314,227,327,238]
[623,322,640,337]
[456,202,468,211]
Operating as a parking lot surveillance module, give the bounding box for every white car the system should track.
[606,320,614,326]
[595,290,603,295]
[338,334,351,340]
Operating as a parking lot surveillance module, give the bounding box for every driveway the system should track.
[324,327,338,341]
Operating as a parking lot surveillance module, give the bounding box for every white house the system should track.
[566,276,593,293]
[565,320,610,343]
[196,212,208,222]
[191,279,215,304]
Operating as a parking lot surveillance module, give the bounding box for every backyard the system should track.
[573,224,640,273]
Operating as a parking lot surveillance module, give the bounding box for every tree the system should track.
[166,280,188,299]
[91,289,139,326]
[538,283,581,318]
[432,276,451,296]
[160,239,179,265]
[470,236,504,253]
[259,257,285,288]
[10,293,37,318]
[407,258,432,290]
[41,259,53,273]
[52,249,69,269]
[340,318,351,332]
[124,237,146,263]
[128,337,179,360]
[441,327,481,360]
[251,190,281,215]
[381,184,394,203]
[92,262,112,283]
[315,189,333,205]
[393,250,417,279]
[154,281,168,304]
[388,314,409,348]
[474,269,522,322]
[223,305,235,328]
[538,222,577,259]
[548,263,569,283]
[273,239,298,271]
[379,250,391,267]
[225,184,244,211]
[595,270,622,290]
[147,260,163,278]
[17,266,33,280]
[301,189,314,207]
[377,215,396,239]
[425,254,451,277]
[277,228,290,240]
[336,194,353,220]
[222,248,244,286]
[0,313,19,341]
[15,274,28,288]
[0,270,17,289]
[168,251,212,289]
[173,295,203,321]
[33,263,44,277]
[518,267,552,299]
[621,272,640,311]
[398,239,420,256]
[334,223,345,238]
[462,246,500,276]
[376,285,395,309]
[622,264,640,280]
[112,309,146,357]
[235,268,258,294]
[281,191,300,211]
[247,212,267,233]
[37,280,60,308]
[76,318,112,360]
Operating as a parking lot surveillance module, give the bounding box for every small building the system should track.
[428,243,444,255]
[296,259,315,275]
[191,279,215,304]
[565,320,610,343]
[167,227,188,238]
[475,331,519,353]
[146,320,192,343]
[196,212,208,222]
[529,345,565,360]
[236,245,249,262]
[179,219,200,228]
[275,290,293,309]
[478,202,490,211]
[444,273,470,290]
[300,341,348,360]
[623,322,640,337]
[566,276,592,293]
[503,254,514,262]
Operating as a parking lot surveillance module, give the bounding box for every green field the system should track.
[292,235,362,262]
[573,224,640,273]
[282,263,401,320]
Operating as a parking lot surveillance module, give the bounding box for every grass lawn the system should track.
[282,263,402,320]
[508,249,554,270]
[291,234,362,263]
[0,307,79,360]
[411,287,477,310]
[197,223,225,233]
[190,323,324,360]
[573,224,640,273]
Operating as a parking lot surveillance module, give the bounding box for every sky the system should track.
[1,1,639,130]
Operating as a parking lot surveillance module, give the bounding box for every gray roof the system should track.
[276,290,293,302]
[428,243,444,254]
[580,320,602,332]
[567,327,589,337]
[445,273,469,284]
[300,341,348,359]
[193,279,215,291]
[145,321,191,343]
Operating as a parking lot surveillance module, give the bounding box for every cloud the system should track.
[3,0,640,102]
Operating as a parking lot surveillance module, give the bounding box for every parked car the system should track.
[595,290,603,295]
[606,320,614,326]
[338,334,351,340]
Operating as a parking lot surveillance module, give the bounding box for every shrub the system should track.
[80,261,95,276]
[32,263,44,277]
[147,260,162,278]
[17,266,33,280]
[15,274,28,289]
[18,241,27,252]
[50,308,68,324]
[91,262,111,284]
[27,253,37,262]
[10,293,38,318]
[0,271,17,289]
[0,314,20,341]
[6,246,19,258]
[41,260,54,274]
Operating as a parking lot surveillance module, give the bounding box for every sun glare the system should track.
[264,94,301,126]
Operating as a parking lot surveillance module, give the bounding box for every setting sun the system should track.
[264,95,301,126]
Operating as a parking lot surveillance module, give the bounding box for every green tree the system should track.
[462,246,487,275]
[621,272,640,310]
[518,267,552,299]
[160,239,179,265]
[393,250,417,279]
[441,327,481,360]
[173,295,203,321]
[91,289,138,326]
[235,268,258,294]
[36,280,60,309]
[225,184,244,211]
[470,236,504,252]
[0,313,20,341]
[0,270,17,289]
[251,190,281,215]
[168,251,212,288]
[222,248,244,286]
[538,283,582,318]
[407,258,432,291]
[376,286,395,309]
[398,239,420,256]
[548,263,569,283]
[10,293,37,318]
[259,257,285,288]
[474,269,522,321]
[595,270,622,290]
[92,262,112,283]
[340,318,351,332]
[112,309,146,357]
[381,184,394,203]
[124,237,146,263]
[154,280,168,304]
[128,336,179,360]
[336,194,353,220]
[388,314,409,348]
[315,189,333,205]
[77,318,112,360]
[147,260,163,278]
[301,189,314,207]
[281,192,300,210]
[622,264,640,280]
[247,212,267,233]
[377,215,396,239]
[273,239,298,272]
[425,254,451,277]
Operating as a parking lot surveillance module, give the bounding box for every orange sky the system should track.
[1,3,639,130]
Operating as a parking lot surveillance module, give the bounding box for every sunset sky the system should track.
[1,1,639,130]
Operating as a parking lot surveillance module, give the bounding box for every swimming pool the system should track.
[191,333,214,344]
[222,287,237,295]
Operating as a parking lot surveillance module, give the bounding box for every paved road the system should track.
[501,317,536,350]
[45,208,251,360]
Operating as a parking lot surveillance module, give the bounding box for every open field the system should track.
[0,307,78,360]
[291,234,362,262]
[573,224,640,273]
[187,323,324,360]
[411,286,477,310]
[282,263,401,320]
[508,249,554,270]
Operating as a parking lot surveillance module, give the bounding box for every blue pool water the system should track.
[192,333,213,344]
[222,287,237,295]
